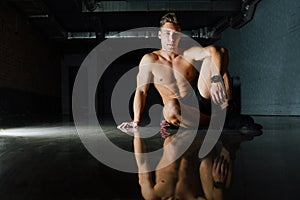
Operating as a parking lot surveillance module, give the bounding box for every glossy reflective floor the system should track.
[0,116,299,200]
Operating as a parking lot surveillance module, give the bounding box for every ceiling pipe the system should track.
[230,0,261,29]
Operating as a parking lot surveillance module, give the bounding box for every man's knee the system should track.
[207,45,229,72]
[164,99,180,115]
[207,45,228,57]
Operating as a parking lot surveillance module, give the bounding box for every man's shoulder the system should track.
[140,51,160,64]
[145,50,160,60]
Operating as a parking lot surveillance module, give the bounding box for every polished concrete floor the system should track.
[0,116,299,200]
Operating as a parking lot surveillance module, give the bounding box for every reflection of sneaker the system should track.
[224,113,263,136]
[160,120,178,139]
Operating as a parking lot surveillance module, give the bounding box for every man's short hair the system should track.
[160,13,181,28]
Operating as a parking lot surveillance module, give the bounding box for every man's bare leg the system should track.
[198,46,232,109]
[162,99,210,128]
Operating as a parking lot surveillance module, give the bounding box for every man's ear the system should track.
[158,31,161,39]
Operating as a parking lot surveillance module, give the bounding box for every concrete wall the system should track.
[217,0,300,115]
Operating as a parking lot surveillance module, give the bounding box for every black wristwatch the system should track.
[211,75,222,83]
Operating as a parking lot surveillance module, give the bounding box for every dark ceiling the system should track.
[5,0,261,47]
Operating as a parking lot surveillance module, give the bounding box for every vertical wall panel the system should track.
[217,0,300,115]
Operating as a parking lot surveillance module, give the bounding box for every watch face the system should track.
[211,75,222,83]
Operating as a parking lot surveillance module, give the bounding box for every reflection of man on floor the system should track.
[118,12,261,132]
[130,127,232,200]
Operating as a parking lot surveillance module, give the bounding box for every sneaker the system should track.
[224,113,263,136]
[160,120,179,139]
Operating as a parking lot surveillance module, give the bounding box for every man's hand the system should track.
[117,121,139,130]
[117,123,140,136]
[210,82,226,105]
[212,155,228,184]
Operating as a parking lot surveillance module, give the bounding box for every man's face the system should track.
[159,22,181,53]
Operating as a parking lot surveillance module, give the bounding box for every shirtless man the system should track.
[118,12,231,129]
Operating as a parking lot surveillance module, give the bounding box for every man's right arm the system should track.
[133,54,154,124]
[118,54,154,129]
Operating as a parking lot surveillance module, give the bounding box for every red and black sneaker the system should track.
[160,120,179,139]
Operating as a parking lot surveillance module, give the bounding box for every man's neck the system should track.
[161,48,178,54]
[160,49,178,61]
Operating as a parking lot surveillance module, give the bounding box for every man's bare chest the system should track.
[151,58,198,84]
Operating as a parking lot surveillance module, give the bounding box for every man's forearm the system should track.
[134,134,147,167]
[133,90,147,123]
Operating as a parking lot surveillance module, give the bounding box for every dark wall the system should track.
[63,49,163,123]
[98,49,162,120]
[217,0,300,115]
[0,2,62,124]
